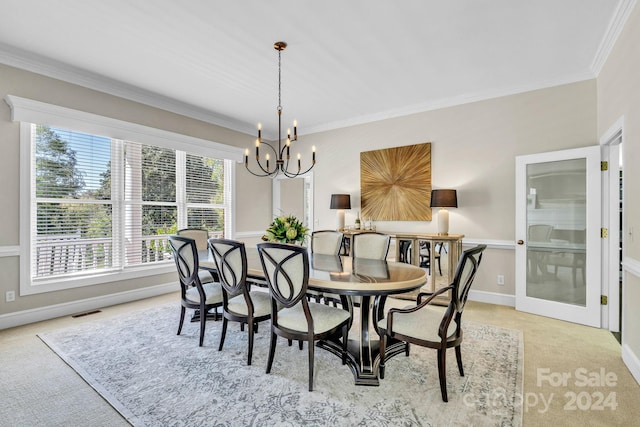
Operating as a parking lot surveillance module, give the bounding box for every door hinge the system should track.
[601,161,608,171]
[601,295,608,305]
[601,228,608,238]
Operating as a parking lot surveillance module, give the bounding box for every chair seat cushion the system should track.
[186,282,223,305]
[198,270,215,283]
[227,291,271,317]
[378,305,456,342]
[277,303,350,334]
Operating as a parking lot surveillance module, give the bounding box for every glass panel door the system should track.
[526,158,586,305]
[515,146,601,327]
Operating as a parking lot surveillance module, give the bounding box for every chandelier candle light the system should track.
[245,41,316,178]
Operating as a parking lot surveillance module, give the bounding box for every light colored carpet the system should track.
[38,303,523,427]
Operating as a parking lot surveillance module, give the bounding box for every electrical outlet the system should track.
[497,275,505,285]
[5,291,15,302]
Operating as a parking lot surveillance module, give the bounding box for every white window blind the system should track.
[34,126,113,278]
[30,125,232,283]
[184,153,227,238]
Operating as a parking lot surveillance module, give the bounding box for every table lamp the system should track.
[330,194,351,231]
[430,189,457,235]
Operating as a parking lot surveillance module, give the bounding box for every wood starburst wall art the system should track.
[360,143,431,221]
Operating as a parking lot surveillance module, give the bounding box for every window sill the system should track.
[21,262,176,296]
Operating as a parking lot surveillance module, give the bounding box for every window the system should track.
[31,125,232,285]
[34,127,113,278]
[7,95,242,295]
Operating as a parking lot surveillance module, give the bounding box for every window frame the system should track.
[9,95,242,296]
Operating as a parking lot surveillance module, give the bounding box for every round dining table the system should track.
[200,248,427,386]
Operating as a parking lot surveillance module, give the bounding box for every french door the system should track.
[515,146,601,327]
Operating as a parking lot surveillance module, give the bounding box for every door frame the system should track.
[272,171,314,229]
[515,146,602,327]
[600,117,624,332]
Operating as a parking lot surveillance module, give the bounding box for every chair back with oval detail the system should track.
[209,238,271,365]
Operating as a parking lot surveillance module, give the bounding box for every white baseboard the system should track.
[0,282,176,330]
[622,343,640,386]
[468,289,515,307]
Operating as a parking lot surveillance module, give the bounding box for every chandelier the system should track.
[244,41,315,178]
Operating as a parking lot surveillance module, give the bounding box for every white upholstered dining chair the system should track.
[351,232,391,260]
[257,242,350,391]
[308,230,344,305]
[208,238,272,365]
[378,244,486,402]
[168,235,223,347]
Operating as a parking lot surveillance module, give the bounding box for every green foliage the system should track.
[262,215,309,244]
[35,125,84,198]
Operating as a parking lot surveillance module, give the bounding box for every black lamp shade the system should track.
[330,194,351,209]
[430,189,458,208]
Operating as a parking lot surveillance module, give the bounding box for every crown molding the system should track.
[303,72,596,136]
[0,41,599,139]
[591,0,638,75]
[0,42,255,137]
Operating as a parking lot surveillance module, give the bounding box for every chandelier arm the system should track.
[246,141,279,176]
[244,165,274,178]
[296,163,316,176]
[279,160,299,178]
[279,157,316,178]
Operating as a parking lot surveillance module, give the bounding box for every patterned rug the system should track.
[39,303,523,426]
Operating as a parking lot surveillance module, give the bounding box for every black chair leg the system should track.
[266,332,277,374]
[177,306,186,335]
[247,321,254,365]
[198,305,206,347]
[218,317,228,351]
[308,337,315,391]
[379,334,386,379]
[298,340,304,350]
[437,348,448,402]
[455,345,464,376]
[341,324,348,365]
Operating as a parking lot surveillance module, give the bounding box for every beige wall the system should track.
[0,63,271,315]
[597,4,640,362]
[302,80,597,296]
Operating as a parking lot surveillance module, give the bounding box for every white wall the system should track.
[597,1,640,381]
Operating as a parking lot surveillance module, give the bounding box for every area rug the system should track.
[39,304,523,427]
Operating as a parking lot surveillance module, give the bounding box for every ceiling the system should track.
[0,0,629,140]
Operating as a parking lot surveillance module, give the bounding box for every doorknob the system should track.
[517,240,524,245]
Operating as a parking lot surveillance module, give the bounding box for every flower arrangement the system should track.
[262,214,309,245]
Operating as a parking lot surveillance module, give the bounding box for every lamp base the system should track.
[337,210,345,231]
[437,208,450,235]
